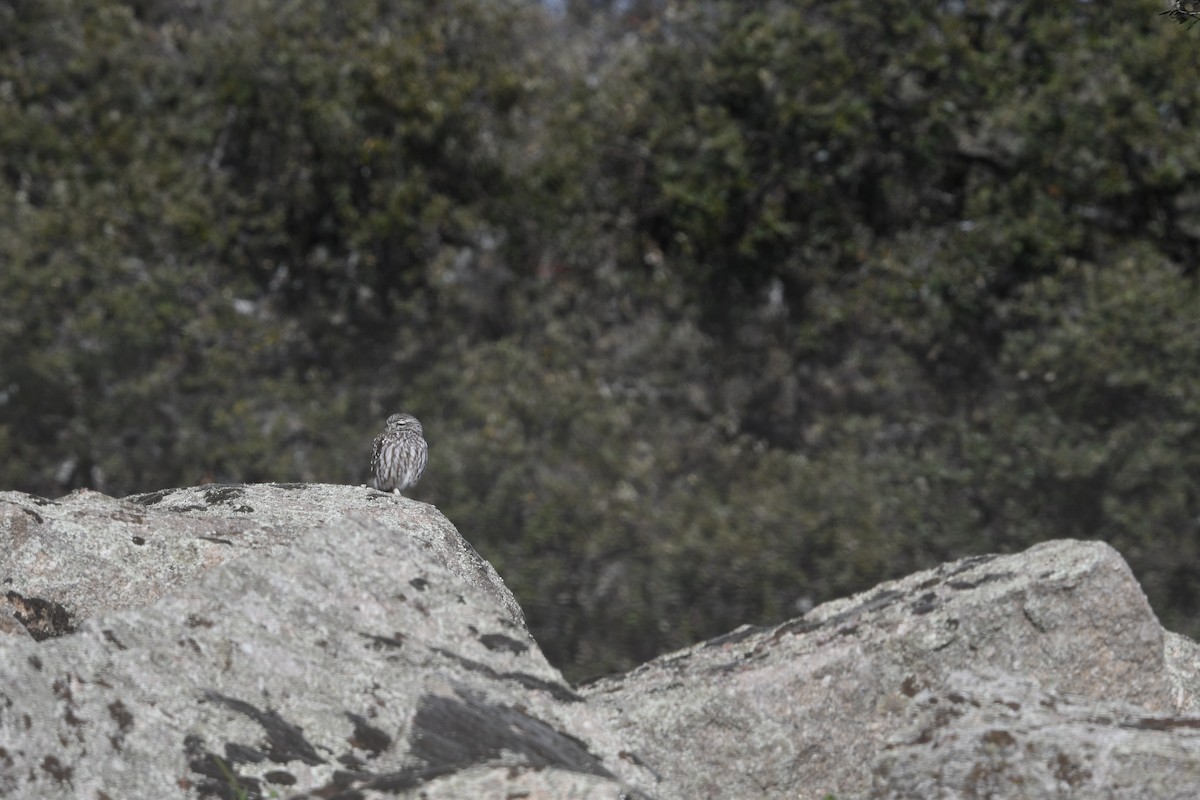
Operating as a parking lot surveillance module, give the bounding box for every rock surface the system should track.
[0,489,648,798]
[581,539,1192,800]
[0,483,525,640]
[874,670,1200,799]
[1,484,1199,799]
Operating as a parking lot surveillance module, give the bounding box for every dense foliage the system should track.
[2,0,1198,680]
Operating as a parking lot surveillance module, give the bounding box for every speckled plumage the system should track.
[370,412,428,493]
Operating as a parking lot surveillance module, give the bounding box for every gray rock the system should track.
[0,483,526,638]
[1166,630,1200,714]
[582,540,1186,800]
[874,670,1200,799]
[3,485,1200,800]
[0,496,652,798]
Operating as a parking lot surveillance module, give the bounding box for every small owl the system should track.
[370,412,428,493]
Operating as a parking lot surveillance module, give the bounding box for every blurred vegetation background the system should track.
[3,0,1199,681]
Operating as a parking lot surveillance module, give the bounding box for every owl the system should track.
[370,412,428,493]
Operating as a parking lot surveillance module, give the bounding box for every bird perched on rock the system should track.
[370,412,428,494]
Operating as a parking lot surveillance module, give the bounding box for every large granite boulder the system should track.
[0,483,524,640]
[581,539,1200,800]
[2,484,1199,798]
[0,486,648,798]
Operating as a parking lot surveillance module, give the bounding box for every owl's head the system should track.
[385,412,423,435]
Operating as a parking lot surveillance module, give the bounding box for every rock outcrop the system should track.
[0,483,524,640]
[583,539,1200,799]
[0,485,643,798]
[1,484,1199,799]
